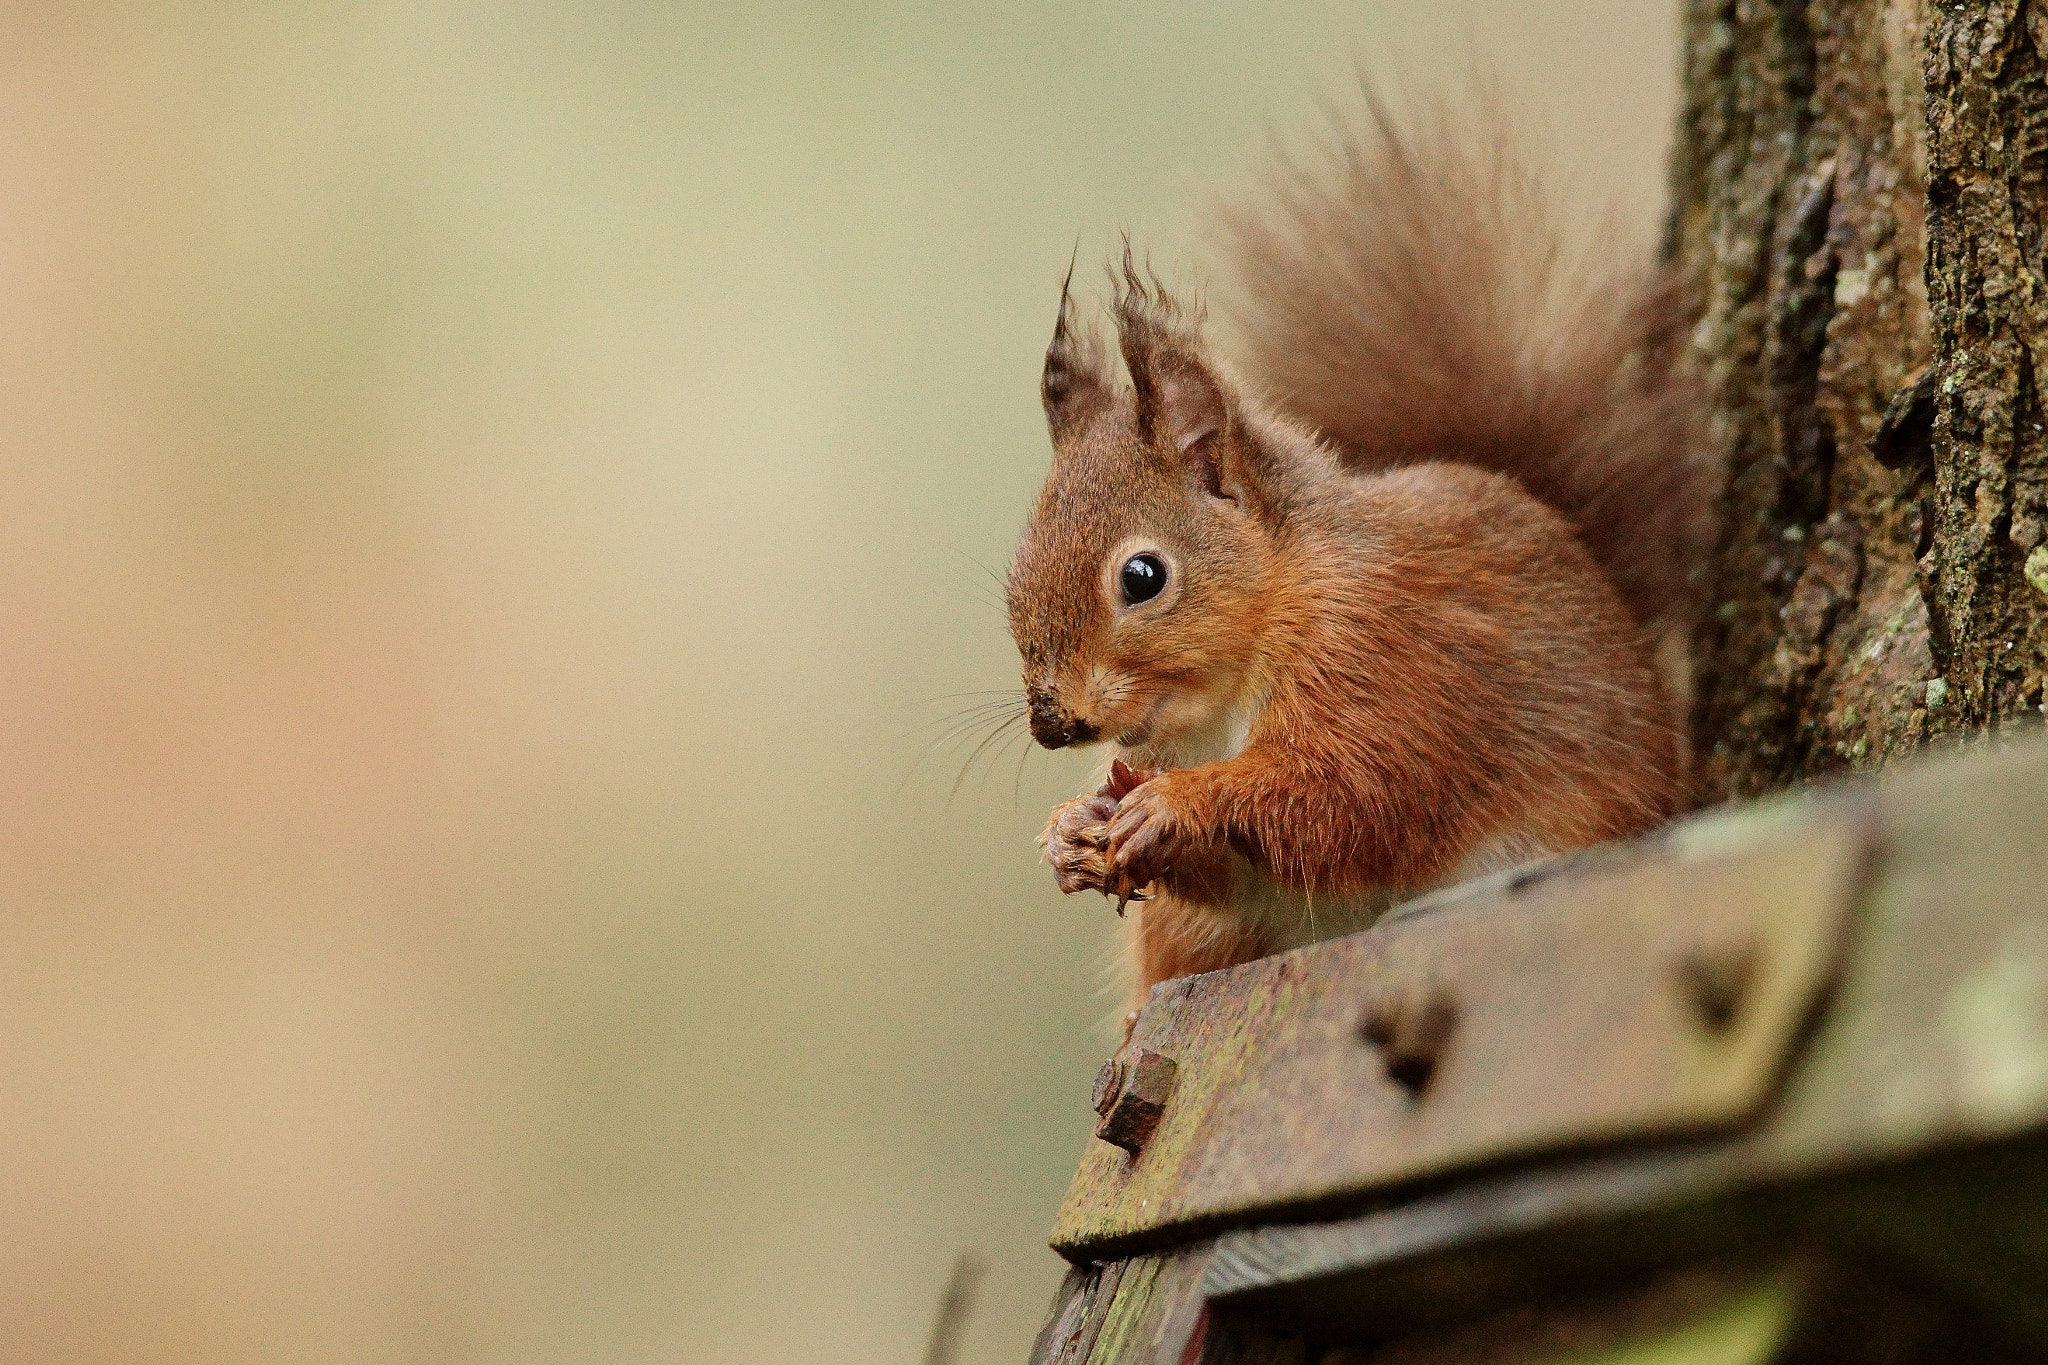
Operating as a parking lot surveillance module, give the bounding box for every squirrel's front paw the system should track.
[1107,776,1208,893]
[1040,790,1118,896]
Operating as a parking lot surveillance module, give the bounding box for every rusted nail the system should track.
[1094,1047,1176,1153]
[1091,1057,1125,1118]
[1678,937,1762,1033]
[1359,982,1458,1098]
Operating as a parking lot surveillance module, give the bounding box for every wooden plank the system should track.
[1084,1250,1206,1364]
[1040,738,2048,1357]
[1030,1249,1219,1365]
[1055,739,2048,1258]
[1030,1259,1127,1365]
[1029,1265,1094,1365]
[1051,774,1877,1258]
[1200,1137,2048,1352]
[1186,737,2048,1343]
[1306,1266,1798,1365]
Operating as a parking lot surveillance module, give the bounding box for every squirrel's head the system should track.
[1006,256,1287,755]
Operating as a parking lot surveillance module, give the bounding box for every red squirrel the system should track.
[1004,95,1712,1025]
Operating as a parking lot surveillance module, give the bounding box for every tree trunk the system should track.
[1674,0,1932,800]
[1675,0,2048,800]
[1923,4,2048,733]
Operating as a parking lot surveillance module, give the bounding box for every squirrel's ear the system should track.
[1154,353,1229,490]
[1042,265,1109,442]
[1123,322,1237,501]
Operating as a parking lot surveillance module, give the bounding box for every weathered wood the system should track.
[1038,737,2048,1358]
[1054,1172,2044,1362]
[1228,1254,2033,1364]
[1203,1140,2048,1356]
[1054,738,2048,1261]
[1923,3,2048,728]
[1030,1260,1126,1365]
[1052,775,1871,1257]
[1309,1266,1799,1365]
[1675,0,1936,795]
[1192,1313,1308,1365]
[1029,1249,1220,1365]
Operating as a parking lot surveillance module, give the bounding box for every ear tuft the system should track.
[1113,242,1233,498]
[1042,255,1110,442]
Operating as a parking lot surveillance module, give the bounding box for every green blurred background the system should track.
[0,3,1675,1361]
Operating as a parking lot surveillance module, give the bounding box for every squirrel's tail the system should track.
[1220,85,1712,640]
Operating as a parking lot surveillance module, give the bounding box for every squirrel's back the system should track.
[1220,88,1711,641]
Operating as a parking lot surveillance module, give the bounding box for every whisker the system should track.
[923,705,1025,744]
[896,692,1029,800]
[930,696,1029,720]
[903,720,1019,796]
[1010,725,1035,803]
[961,585,1007,614]
[946,545,1011,593]
[921,695,1027,736]
[919,704,1029,759]
[950,712,1029,804]
[944,547,1014,615]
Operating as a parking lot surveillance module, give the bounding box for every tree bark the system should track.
[1673,0,1940,801]
[1923,4,2048,732]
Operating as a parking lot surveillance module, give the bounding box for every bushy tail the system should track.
[1219,86,1711,638]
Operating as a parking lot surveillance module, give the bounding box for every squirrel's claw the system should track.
[1109,879,1152,917]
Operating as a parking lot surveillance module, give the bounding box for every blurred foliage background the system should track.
[0,3,1674,1361]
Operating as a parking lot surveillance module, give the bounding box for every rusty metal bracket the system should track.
[1050,795,1875,1260]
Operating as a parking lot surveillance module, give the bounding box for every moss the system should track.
[2026,545,2048,599]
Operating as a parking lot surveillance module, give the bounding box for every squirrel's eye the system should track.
[1120,553,1167,605]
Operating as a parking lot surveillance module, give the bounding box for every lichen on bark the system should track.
[1922,1,2048,731]
[1675,0,1940,801]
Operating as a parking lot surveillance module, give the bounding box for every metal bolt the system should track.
[1094,1048,1177,1154]
[1091,1057,1124,1118]
[1359,982,1458,1098]
[1677,937,1761,1033]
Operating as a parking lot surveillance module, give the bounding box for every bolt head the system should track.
[1091,1057,1124,1118]
[1094,1048,1177,1153]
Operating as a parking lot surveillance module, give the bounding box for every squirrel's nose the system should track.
[1028,690,1098,749]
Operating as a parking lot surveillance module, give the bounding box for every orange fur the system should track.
[1008,95,1710,1020]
